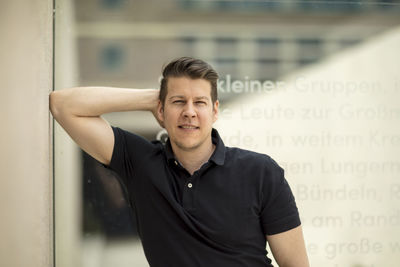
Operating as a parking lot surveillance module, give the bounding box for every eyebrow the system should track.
[194,96,210,101]
[169,95,185,100]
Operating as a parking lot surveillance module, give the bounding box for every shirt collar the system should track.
[165,128,226,166]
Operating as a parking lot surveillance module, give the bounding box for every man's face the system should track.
[157,76,219,152]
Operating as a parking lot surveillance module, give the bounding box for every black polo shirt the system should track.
[107,127,300,267]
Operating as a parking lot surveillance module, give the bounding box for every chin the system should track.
[175,140,201,151]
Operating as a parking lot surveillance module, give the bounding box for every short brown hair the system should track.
[159,57,219,105]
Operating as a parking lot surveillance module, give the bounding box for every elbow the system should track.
[49,90,64,119]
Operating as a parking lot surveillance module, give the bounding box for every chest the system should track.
[131,160,264,244]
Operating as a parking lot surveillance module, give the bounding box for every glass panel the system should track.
[54,0,400,266]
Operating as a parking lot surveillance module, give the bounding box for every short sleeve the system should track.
[105,126,155,187]
[260,158,301,235]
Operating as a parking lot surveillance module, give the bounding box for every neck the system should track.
[172,139,215,175]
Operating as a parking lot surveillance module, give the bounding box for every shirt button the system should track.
[174,160,178,165]
[188,183,193,188]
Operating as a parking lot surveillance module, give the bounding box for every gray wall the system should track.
[0,1,53,267]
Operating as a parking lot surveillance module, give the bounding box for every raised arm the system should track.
[49,87,160,165]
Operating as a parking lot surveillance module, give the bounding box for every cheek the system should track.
[199,111,215,123]
[163,109,179,124]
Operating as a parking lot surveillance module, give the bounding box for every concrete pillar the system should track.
[0,1,53,267]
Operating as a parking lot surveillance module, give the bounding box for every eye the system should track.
[195,101,207,105]
[173,100,185,104]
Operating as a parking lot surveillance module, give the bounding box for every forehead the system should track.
[166,76,212,98]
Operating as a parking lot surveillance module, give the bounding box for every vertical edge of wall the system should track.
[0,0,54,266]
[53,0,83,266]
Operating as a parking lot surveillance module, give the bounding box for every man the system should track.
[50,57,309,266]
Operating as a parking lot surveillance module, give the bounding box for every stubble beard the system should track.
[171,130,212,153]
[173,136,204,152]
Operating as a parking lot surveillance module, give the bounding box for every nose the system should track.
[182,102,196,118]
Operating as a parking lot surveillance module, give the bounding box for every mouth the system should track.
[178,125,199,130]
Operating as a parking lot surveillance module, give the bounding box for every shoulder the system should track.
[225,146,282,171]
[223,146,285,191]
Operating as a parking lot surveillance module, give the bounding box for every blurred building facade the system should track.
[74,0,400,101]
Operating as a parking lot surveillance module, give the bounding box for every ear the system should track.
[212,100,219,123]
[156,100,165,128]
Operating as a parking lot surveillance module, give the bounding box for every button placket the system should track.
[182,175,196,211]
